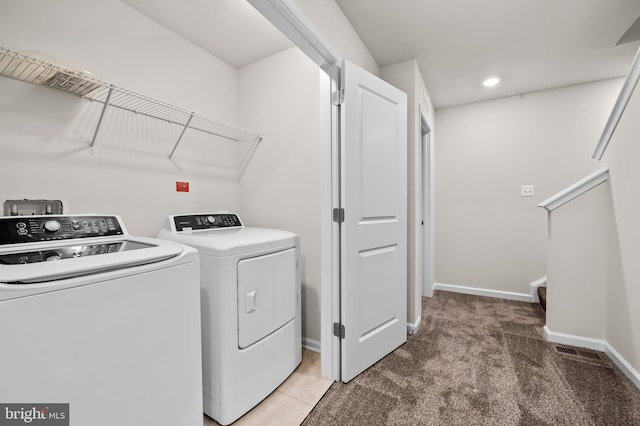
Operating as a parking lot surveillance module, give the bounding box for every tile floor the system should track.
[203,349,333,426]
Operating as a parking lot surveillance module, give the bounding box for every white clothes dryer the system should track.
[157,213,302,425]
[0,214,203,426]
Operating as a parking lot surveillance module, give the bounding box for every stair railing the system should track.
[592,46,640,160]
[538,168,610,212]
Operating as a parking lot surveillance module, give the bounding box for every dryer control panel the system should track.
[173,213,243,232]
[0,215,124,245]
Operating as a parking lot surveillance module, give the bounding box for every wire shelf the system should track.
[0,46,262,157]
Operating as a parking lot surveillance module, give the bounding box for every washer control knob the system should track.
[44,220,61,233]
[207,216,216,224]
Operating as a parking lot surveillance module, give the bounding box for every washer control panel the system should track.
[0,215,123,245]
[173,213,243,232]
[0,240,153,265]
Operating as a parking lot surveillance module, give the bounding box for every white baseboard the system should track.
[407,316,421,335]
[605,342,640,390]
[544,326,640,391]
[543,326,606,351]
[529,276,547,304]
[434,282,532,303]
[302,337,321,353]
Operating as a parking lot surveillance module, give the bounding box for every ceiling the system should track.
[121,0,293,69]
[335,0,640,108]
[122,0,640,109]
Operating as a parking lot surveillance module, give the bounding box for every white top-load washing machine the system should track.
[0,214,203,426]
[157,213,302,425]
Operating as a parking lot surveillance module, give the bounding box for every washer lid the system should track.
[0,237,184,285]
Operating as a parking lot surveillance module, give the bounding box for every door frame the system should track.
[319,65,341,380]
[419,106,434,299]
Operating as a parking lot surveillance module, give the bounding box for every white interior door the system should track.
[340,60,407,382]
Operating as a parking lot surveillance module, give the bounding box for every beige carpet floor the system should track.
[303,291,640,425]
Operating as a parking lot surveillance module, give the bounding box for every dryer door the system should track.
[237,248,297,349]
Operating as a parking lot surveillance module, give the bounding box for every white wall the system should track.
[238,47,322,342]
[0,0,243,237]
[542,77,640,379]
[600,76,640,377]
[546,181,609,339]
[381,59,434,328]
[434,79,622,295]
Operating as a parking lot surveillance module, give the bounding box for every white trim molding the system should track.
[434,282,532,303]
[537,168,609,212]
[247,0,342,81]
[407,316,422,335]
[529,276,547,304]
[544,326,640,391]
[302,337,321,353]
[543,326,606,351]
[605,343,640,391]
[592,46,640,160]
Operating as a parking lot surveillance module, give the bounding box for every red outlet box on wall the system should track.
[176,181,189,192]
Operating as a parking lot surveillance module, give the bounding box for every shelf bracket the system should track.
[169,113,194,160]
[89,85,114,152]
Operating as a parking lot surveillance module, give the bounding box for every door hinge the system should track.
[333,322,345,339]
[332,207,345,223]
[332,89,344,106]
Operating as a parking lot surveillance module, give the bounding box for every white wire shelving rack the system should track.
[0,46,262,158]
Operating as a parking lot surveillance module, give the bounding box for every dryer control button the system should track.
[44,220,61,233]
[206,216,216,224]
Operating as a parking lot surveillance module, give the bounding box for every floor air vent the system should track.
[555,345,602,360]
[556,346,578,355]
[576,350,602,360]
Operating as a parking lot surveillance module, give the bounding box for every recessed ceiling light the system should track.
[483,77,500,87]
